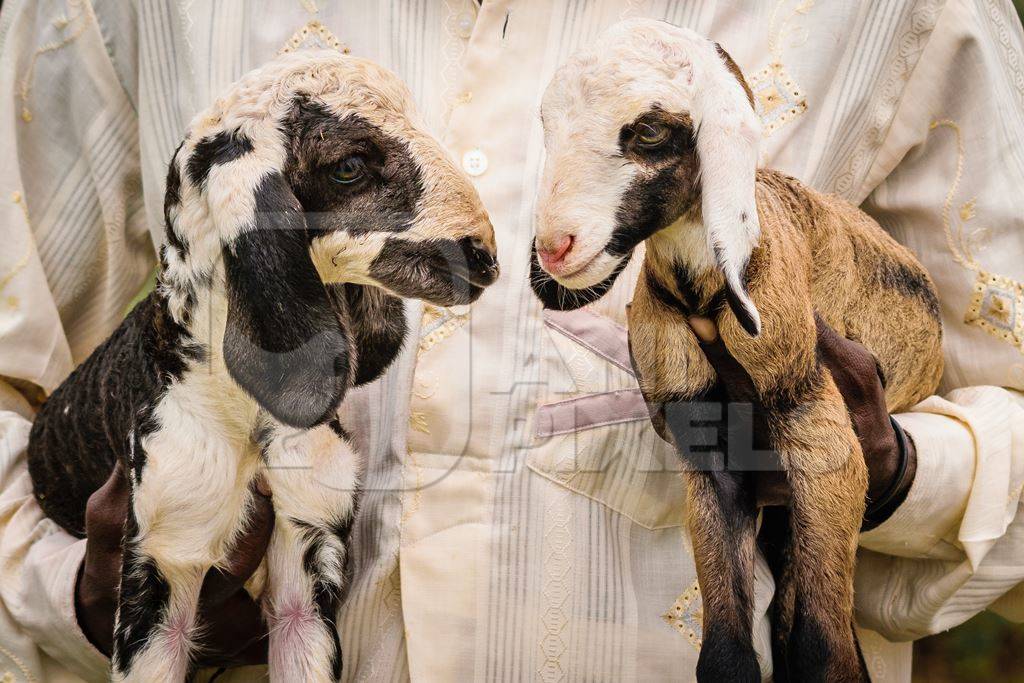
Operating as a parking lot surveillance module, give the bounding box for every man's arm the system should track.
[849,0,1024,640]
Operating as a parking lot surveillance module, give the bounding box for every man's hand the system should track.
[76,462,274,666]
[687,315,916,526]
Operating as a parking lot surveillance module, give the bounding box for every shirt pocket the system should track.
[527,309,687,530]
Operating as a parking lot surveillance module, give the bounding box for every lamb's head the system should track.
[162,51,498,428]
[530,19,762,335]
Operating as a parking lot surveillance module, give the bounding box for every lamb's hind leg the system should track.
[261,419,359,683]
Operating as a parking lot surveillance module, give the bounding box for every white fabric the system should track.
[0,0,1023,681]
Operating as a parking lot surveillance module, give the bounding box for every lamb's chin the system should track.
[551,251,622,290]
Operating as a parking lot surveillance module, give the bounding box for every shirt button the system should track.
[456,11,475,39]
[462,148,488,176]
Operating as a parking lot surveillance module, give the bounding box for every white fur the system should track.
[115,325,359,681]
[263,424,359,683]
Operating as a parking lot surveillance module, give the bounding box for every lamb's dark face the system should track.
[284,98,498,307]
[162,52,501,428]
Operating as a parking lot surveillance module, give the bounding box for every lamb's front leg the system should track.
[763,381,869,683]
[261,420,359,683]
[720,310,870,683]
[111,427,258,681]
[685,470,762,682]
[627,282,762,682]
[112,515,205,681]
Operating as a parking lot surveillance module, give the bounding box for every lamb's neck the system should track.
[155,268,226,357]
[153,279,259,429]
[644,216,724,313]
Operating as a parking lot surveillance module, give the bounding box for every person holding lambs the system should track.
[0,1,1023,682]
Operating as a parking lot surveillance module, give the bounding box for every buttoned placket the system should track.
[397,2,558,680]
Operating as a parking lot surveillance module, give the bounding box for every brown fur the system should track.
[628,168,942,681]
[715,44,755,109]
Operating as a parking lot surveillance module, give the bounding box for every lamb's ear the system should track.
[696,42,762,336]
[529,244,631,310]
[222,171,352,428]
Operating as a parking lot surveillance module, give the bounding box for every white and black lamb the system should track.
[28,51,498,682]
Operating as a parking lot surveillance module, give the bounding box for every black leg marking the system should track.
[112,514,172,675]
[689,470,761,683]
[758,505,795,683]
[292,513,357,682]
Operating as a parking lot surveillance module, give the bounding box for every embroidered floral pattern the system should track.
[418,304,469,354]
[538,469,573,682]
[409,411,431,434]
[278,20,349,55]
[0,644,33,683]
[400,447,424,524]
[2,192,33,311]
[965,271,1024,349]
[828,0,942,197]
[19,0,92,123]
[750,62,807,136]
[748,0,814,137]
[985,0,1024,106]
[409,305,470,433]
[663,580,703,651]
[440,0,477,123]
[931,119,1024,352]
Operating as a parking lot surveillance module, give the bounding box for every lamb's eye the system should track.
[331,156,366,184]
[635,122,670,147]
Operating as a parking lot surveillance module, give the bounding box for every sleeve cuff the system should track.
[860,410,974,558]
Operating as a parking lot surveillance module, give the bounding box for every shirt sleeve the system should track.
[0,400,109,681]
[0,0,148,678]
[850,0,1024,640]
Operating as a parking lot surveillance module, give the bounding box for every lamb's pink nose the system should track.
[538,235,574,269]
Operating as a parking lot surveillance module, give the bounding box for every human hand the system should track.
[76,461,274,666]
[686,315,916,527]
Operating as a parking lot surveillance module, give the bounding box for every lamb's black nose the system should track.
[460,236,500,286]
